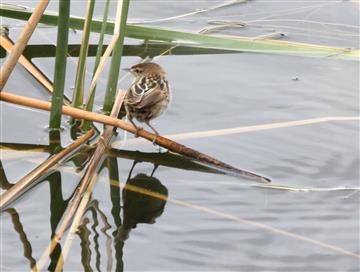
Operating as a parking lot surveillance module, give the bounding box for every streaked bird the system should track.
[124,62,170,136]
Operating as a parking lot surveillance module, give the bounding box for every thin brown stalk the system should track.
[37,91,126,270]
[0,35,52,92]
[0,35,71,104]
[84,34,119,106]
[37,4,128,262]
[0,91,271,182]
[0,129,95,210]
[118,116,359,143]
[35,124,112,271]
[53,90,127,271]
[0,0,49,90]
[37,94,125,271]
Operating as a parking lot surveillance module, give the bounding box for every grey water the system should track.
[0,1,359,271]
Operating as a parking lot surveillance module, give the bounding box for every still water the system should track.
[1,1,359,271]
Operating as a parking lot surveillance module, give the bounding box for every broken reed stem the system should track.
[53,138,107,271]
[0,0,49,90]
[35,135,108,271]
[54,0,129,254]
[0,91,270,182]
[0,35,61,100]
[0,129,95,210]
[53,90,127,271]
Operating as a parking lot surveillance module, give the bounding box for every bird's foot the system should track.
[154,145,168,153]
[152,134,158,145]
[134,127,143,138]
[152,136,167,152]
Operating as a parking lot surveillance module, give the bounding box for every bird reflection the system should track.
[115,161,168,242]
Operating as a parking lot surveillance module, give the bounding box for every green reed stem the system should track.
[82,0,111,131]
[72,0,95,109]
[49,0,70,129]
[102,0,130,113]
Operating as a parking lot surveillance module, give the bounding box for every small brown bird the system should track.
[124,62,170,136]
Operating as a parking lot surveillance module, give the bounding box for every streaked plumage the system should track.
[124,62,170,135]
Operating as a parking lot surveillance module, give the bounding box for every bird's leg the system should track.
[127,159,138,181]
[145,121,159,145]
[145,121,166,152]
[150,163,159,177]
[129,117,142,137]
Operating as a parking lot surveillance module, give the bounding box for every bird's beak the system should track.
[122,68,131,72]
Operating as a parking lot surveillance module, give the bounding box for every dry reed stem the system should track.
[36,5,128,266]
[0,35,56,96]
[0,91,269,182]
[53,90,127,271]
[0,129,95,210]
[37,89,126,270]
[0,0,49,90]
[147,117,360,141]
[35,135,109,271]
[85,34,119,106]
[117,115,359,147]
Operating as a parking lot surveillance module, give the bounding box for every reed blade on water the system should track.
[0,43,235,59]
[1,4,358,61]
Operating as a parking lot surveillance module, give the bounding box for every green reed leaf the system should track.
[1,4,358,61]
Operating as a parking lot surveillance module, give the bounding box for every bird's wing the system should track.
[128,76,168,108]
[136,87,167,108]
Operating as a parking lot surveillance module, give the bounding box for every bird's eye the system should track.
[135,68,142,73]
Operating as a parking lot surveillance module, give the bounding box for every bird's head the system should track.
[124,62,165,77]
